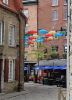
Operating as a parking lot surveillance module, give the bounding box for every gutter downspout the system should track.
[17,13,22,92]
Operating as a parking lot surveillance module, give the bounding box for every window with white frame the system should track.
[52,0,58,6]
[64,7,67,20]
[52,10,58,20]
[64,0,67,5]
[3,0,8,5]
[9,25,15,46]
[0,21,4,45]
[8,59,15,81]
[23,9,29,18]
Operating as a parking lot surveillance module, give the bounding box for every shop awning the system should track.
[34,59,67,70]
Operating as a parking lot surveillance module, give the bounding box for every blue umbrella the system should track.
[36,37,44,43]
[38,29,48,35]
[55,32,64,37]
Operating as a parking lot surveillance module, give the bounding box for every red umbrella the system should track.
[28,41,34,44]
[29,36,36,40]
[45,33,53,37]
[27,30,37,34]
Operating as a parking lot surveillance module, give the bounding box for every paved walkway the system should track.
[0,82,66,100]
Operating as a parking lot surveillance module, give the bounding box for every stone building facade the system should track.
[0,0,26,92]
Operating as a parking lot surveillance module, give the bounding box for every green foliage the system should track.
[50,52,59,59]
[35,50,45,60]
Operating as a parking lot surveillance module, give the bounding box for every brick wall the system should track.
[38,0,67,31]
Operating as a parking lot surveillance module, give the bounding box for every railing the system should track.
[58,87,66,100]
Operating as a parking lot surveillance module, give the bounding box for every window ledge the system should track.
[0,44,4,47]
[64,4,67,6]
[8,45,16,48]
[52,19,58,21]
[8,80,15,83]
[63,19,67,21]
[51,5,58,7]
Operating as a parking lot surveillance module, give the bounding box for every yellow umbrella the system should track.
[33,34,38,38]
[48,31,56,35]
[47,36,54,41]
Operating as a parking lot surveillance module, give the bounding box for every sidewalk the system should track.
[0,90,28,100]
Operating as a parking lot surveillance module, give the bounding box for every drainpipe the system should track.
[17,13,22,92]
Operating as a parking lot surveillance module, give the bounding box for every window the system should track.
[23,9,29,18]
[52,10,58,20]
[9,25,15,46]
[64,0,67,5]
[3,0,8,5]
[52,0,58,6]
[64,7,67,20]
[8,59,15,81]
[0,21,4,45]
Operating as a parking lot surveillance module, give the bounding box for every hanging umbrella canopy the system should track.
[33,34,38,38]
[28,41,34,44]
[45,33,53,37]
[29,36,36,40]
[27,30,37,34]
[54,32,64,37]
[38,29,48,35]
[36,37,44,43]
[48,31,56,35]
[25,34,32,37]
[46,36,54,41]
[60,31,67,36]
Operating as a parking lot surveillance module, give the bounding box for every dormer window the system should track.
[3,0,8,5]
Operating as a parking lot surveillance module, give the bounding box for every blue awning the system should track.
[34,65,66,70]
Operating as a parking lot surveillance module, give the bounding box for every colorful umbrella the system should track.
[36,37,44,43]
[33,34,38,38]
[48,31,56,35]
[46,37,54,41]
[29,36,36,40]
[55,32,64,37]
[45,33,53,37]
[27,30,37,34]
[38,29,48,35]
[25,34,32,36]
[61,31,67,36]
[28,41,34,44]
